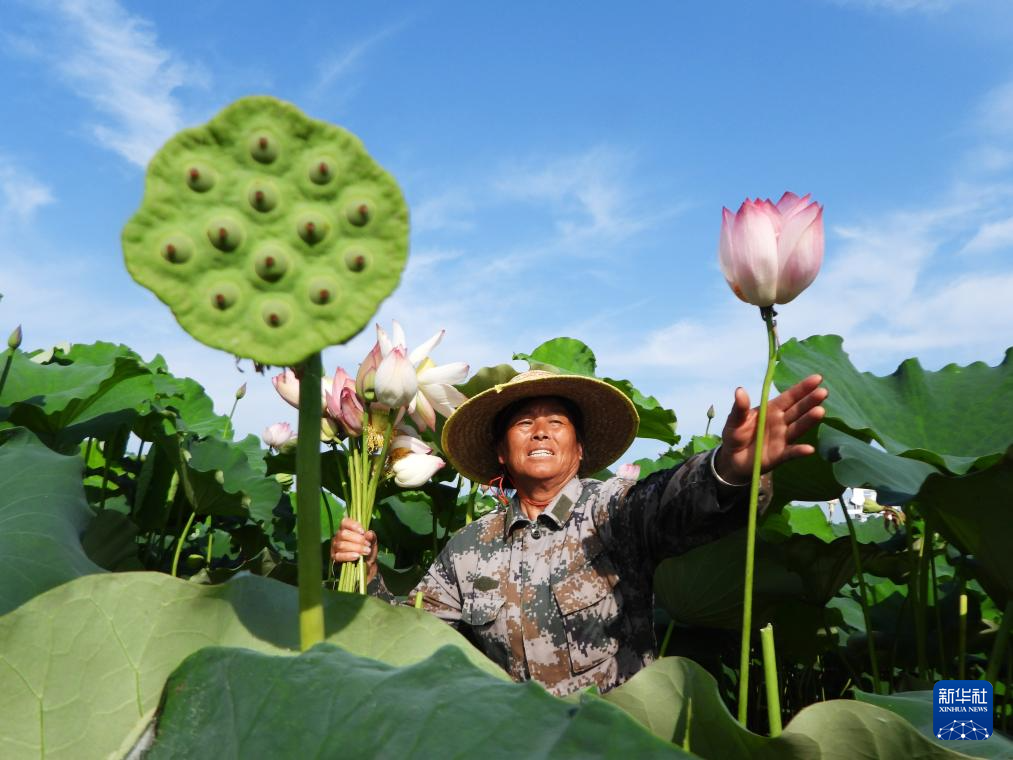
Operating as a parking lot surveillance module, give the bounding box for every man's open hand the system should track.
[714,374,828,484]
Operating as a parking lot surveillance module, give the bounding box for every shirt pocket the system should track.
[552,554,623,674]
[461,591,505,628]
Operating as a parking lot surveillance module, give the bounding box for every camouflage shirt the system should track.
[371,449,764,696]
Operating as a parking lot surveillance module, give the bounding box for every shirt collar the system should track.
[504,478,582,539]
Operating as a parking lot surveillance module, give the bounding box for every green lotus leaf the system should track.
[775,335,1013,474]
[122,96,410,366]
[815,425,1013,606]
[0,428,103,615]
[0,572,504,760]
[654,521,886,630]
[854,689,1013,759]
[142,644,690,759]
[604,656,974,759]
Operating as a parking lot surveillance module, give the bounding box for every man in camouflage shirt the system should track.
[334,370,825,697]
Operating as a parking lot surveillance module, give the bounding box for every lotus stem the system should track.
[296,352,324,650]
[682,697,692,753]
[0,348,13,399]
[914,517,930,678]
[659,620,675,658]
[958,589,968,680]
[170,510,197,577]
[760,624,782,737]
[222,397,239,440]
[842,491,882,694]
[1003,651,1011,732]
[204,516,213,566]
[736,305,778,725]
[929,526,946,678]
[985,601,1013,686]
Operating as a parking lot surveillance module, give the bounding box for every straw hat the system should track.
[441,370,640,483]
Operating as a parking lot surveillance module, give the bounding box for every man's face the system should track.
[496,398,583,490]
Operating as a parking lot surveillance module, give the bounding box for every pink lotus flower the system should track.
[616,463,641,481]
[718,192,824,306]
[391,451,445,488]
[262,422,295,450]
[325,367,365,437]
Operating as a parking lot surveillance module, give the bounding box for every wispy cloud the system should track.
[830,0,963,13]
[0,160,54,222]
[310,19,410,99]
[494,146,666,246]
[960,215,1013,254]
[7,0,204,167]
[412,191,476,234]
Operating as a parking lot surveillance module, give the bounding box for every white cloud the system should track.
[960,216,1013,254]
[310,19,409,99]
[412,191,476,234]
[10,0,203,167]
[830,0,963,12]
[495,146,659,246]
[0,160,54,222]
[977,80,1013,137]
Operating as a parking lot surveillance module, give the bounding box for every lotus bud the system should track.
[374,346,418,408]
[616,463,641,481]
[391,452,445,488]
[320,415,342,443]
[356,341,383,400]
[7,325,22,351]
[707,404,715,420]
[718,192,824,306]
[235,382,247,400]
[272,368,301,408]
[262,421,295,450]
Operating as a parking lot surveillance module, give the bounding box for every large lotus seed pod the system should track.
[122,96,409,366]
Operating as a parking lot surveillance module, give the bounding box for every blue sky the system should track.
[1,0,1011,458]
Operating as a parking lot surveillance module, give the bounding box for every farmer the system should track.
[331,370,827,696]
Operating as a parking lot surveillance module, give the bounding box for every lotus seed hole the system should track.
[259,300,291,327]
[296,212,329,245]
[249,132,279,164]
[160,235,193,264]
[346,200,372,227]
[344,247,370,272]
[185,162,215,192]
[265,256,275,268]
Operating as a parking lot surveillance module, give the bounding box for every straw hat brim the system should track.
[441,371,640,483]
